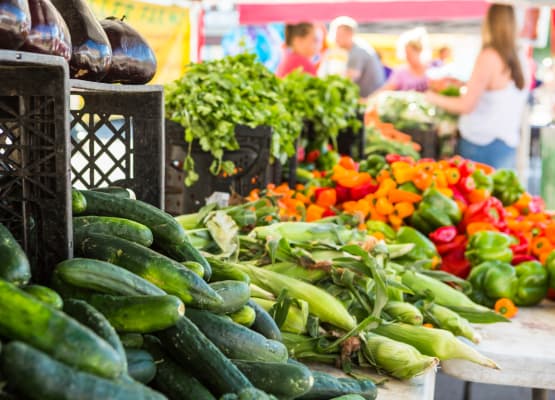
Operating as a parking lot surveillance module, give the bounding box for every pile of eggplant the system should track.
[0,0,157,84]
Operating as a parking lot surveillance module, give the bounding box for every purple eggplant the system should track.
[50,0,111,81]
[0,0,31,49]
[21,0,71,60]
[100,16,157,85]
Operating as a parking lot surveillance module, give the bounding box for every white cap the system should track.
[330,16,358,31]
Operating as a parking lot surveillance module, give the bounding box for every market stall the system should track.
[1,0,555,399]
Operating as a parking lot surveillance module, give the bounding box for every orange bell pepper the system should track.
[391,162,415,184]
[494,298,518,318]
[370,210,387,222]
[413,172,433,191]
[466,221,497,236]
[389,214,403,229]
[376,169,391,183]
[315,188,337,208]
[474,162,495,175]
[375,197,394,215]
[540,251,551,265]
[437,187,454,198]
[506,219,534,233]
[531,236,553,257]
[339,156,358,171]
[514,192,532,211]
[467,188,490,204]
[306,204,325,222]
[445,168,461,185]
[387,189,422,204]
[433,170,448,188]
[544,223,555,243]
[504,206,520,219]
[393,202,415,219]
[375,178,397,198]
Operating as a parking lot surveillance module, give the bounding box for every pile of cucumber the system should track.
[0,188,377,400]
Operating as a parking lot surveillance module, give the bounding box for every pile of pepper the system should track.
[250,153,555,313]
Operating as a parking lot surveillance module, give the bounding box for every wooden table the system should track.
[308,363,436,400]
[441,301,555,400]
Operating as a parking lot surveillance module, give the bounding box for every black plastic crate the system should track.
[402,125,440,159]
[0,50,71,282]
[165,120,283,214]
[70,81,164,208]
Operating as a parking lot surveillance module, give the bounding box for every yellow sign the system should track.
[89,0,190,84]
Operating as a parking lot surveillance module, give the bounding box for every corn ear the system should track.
[401,270,508,323]
[383,301,423,325]
[234,262,356,331]
[360,332,438,380]
[373,323,499,369]
[253,297,309,334]
[252,222,361,244]
[175,213,201,230]
[249,284,275,301]
[263,262,328,283]
[421,303,481,344]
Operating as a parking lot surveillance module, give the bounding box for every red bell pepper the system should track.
[511,254,536,265]
[385,154,414,164]
[435,234,467,255]
[510,231,530,256]
[335,184,350,204]
[306,150,320,164]
[527,196,546,214]
[458,160,476,177]
[349,181,378,201]
[462,197,507,231]
[457,176,476,194]
[429,226,457,245]
[322,208,337,218]
[547,288,555,301]
[440,246,471,279]
[297,147,306,163]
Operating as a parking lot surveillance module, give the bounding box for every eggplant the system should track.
[100,16,156,85]
[21,0,71,60]
[0,0,31,50]
[51,0,111,81]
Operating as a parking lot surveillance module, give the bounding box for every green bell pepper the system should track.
[359,154,387,177]
[492,169,525,206]
[366,220,396,242]
[465,231,516,266]
[513,261,548,306]
[545,250,555,291]
[467,261,517,307]
[409,188,461,234]
[395,226,440,269]
[472,170,494,192]
[398,182,420,194]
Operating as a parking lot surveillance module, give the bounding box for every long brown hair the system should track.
[483,4,525,89]
[285,23,314,47]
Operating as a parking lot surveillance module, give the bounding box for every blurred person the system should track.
[276,22,318,78]
[324,16,385,98]
[430,45,452,68]
[426,4,528,169]
[381,27,430,92]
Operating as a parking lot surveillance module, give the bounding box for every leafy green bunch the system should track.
[282,71,362,149]
[165,54,302,186]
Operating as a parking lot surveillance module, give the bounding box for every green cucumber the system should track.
[231,359,313,399]
[207,257,250,283]
[229,305,256,327]
[0,280,124,378]
[186,308,288,363]
[0,223,31,285]
[247,300,281,341]
[1,342,166,400]
[120,333,144,349]
[63,299,127,372]
[297,371,377,400]
[125,348,156,384]
[206,280,250,314]
[76,233,222,308]
[142,335,216,400]
[74,216,154,247]
[54,258,165,296]
[87,294,185,333]
[330,396,366,400]
[182,261,204,278]
[157,240,212,282]
[157,317,253,395]
[22,285,63,309]
[91,186,134,198]
[72,189,87,214]
[80,190,186,245]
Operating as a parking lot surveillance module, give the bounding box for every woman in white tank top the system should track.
[426,4,528,169]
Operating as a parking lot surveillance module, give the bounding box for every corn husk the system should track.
[373,323,499,369]
[252,297,309,334]
[383,301,423,325]
[421,303,481,344]
[360,332,438,380]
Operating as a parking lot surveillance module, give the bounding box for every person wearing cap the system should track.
[327,16,385,98]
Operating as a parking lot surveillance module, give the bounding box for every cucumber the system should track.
[182,261,204,278]
[229,305,256,327]
[0,280,124,378]
[1,342,166,400]
[330,396,366,400]
[72,189,87,214]
[87,294,185,333]
[297,371,377,400]
[80,190,186,245]
[91,186,134,198]
[206,280,250,314]
[186,308,288,363]
[76,233,222,308]
[120,333,144,349]
[142,335,216,400]
[207,257,250,283]
[54,258,165,296]
[157,240,212,282]
[157,316,253,395]
[63,299,127,372]
[74,216,154,247]
[0,223,31,285]
[22,285,63,309]
[247,300,281,341]
[231,359,314,399]
[125,348,156,384]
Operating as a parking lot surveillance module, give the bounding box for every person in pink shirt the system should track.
[276,22,318,78]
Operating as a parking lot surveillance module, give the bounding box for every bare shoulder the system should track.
[477,47,503,66]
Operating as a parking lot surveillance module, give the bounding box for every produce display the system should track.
[0,0,157,83]
[0,182,514,399]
